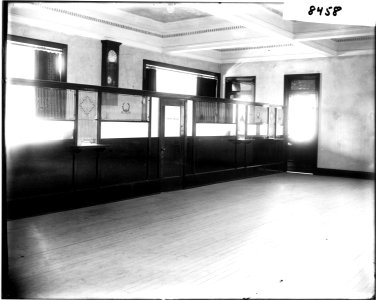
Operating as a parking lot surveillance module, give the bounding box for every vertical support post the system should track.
[72,89,79,189]
[96,91,101,187]
[192,100,196,174]
[183,99,188,185]
[244,104,249,169]
[146,96,152,180]
[234,103,238,169]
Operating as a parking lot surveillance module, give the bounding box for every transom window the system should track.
[6,35,67,82]
[143,60,220,97]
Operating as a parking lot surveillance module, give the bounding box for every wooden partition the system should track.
[5,78,286,219]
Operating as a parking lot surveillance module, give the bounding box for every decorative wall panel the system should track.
[102,93,149,121]
[77,91,98,145]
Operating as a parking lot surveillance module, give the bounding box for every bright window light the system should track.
[5,85,74,147]
[151,97,160,137]
[101,122,149,139]
[288,93,317,142]
[57,54,63,76]
[247,124,257,136]
[260,124,268,136]
[7,41,64,80]
[6,43,35,79]
[156,68,197,95]
[196,123,236,136]
[164,106,181,137]
[187,100,193,137]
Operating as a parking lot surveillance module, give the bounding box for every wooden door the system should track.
[159,98,186,190]
[284,74,320,173]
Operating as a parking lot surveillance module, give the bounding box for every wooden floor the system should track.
[6,173,374,299]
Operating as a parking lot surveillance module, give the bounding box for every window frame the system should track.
[7,34,68,82]
[142,59,221,98]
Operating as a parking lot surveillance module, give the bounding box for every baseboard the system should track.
[315,168,374,180]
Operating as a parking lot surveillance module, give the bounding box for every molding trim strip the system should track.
[218,43,294,52]
[315,168,374,179]
[334,36,374,43]
[164,26,245,38]
[35,4,245,39]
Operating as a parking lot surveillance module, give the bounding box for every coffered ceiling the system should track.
[7,2,375,64]
[121,4,210,23]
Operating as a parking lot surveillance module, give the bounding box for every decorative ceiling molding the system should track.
[34,3,245,39]
[217,43,294,52]
[334,36,374,43]
[163,26,245,38]
[34,3,163,37]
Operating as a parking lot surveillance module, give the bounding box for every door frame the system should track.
[158,98,187,190]
[283,73,321,173]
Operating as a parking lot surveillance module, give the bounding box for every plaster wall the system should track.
[222,55,375,172]
[8,23,220,88]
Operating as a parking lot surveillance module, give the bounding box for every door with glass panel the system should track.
[159,98,185,190]
[284,74,320,173]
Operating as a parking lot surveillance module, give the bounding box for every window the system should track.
[143,60,220,97]
[6,35,67,82]
[225,76,255,102]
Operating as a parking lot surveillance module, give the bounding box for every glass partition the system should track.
[237,104,246,139]
[194,101,236,136]
[268,107,276,138]
[276,107,284,137]
[247,105,268,137]
[101,93,149,121]
[196,123,236,137]
[195,102,235,123]
[5,85,75,147]
[6,81,284,147]
[101,122,149,138]
[101,92,150,139]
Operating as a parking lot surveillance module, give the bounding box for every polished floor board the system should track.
[6,173,374,298]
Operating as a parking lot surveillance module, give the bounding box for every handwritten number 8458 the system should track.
[308,6,342,16]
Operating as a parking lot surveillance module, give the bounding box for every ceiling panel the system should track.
[122,5,209,23]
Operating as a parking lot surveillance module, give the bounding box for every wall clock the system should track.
[101,40,121,87]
